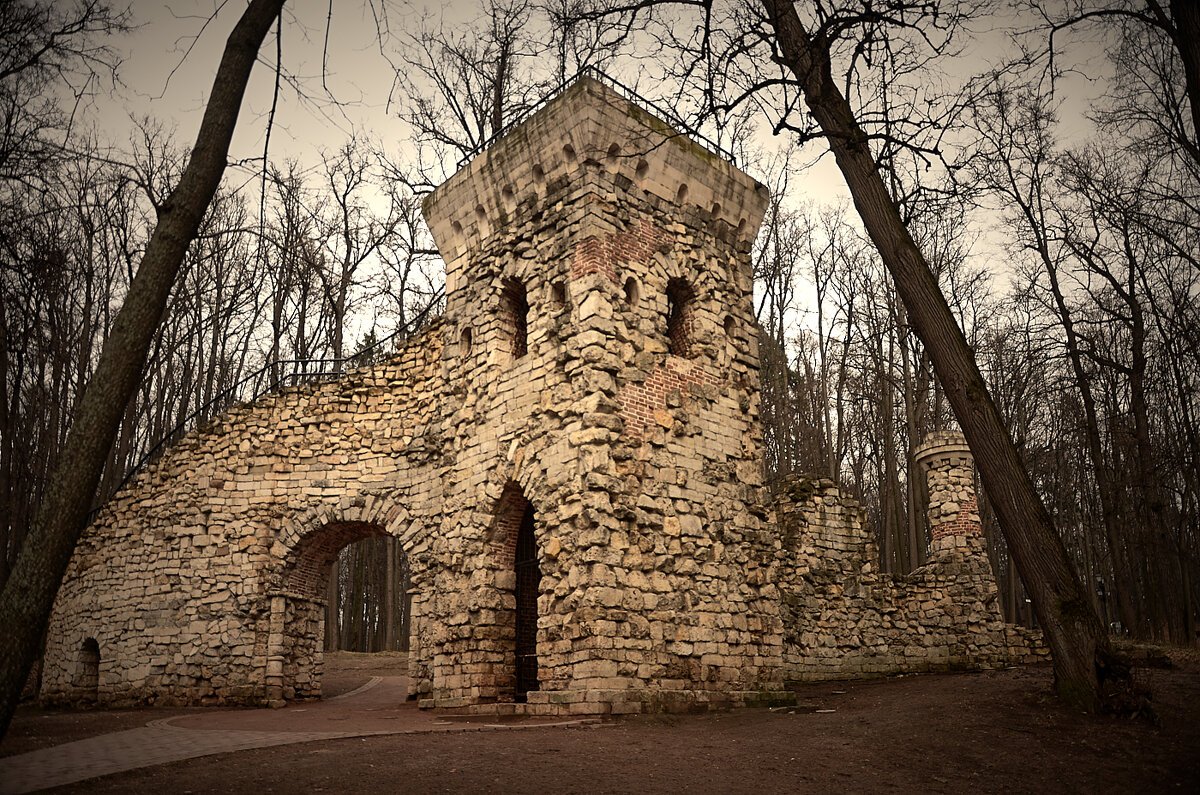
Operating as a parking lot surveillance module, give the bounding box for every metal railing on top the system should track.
[456,67,738,170]
[106,291,444,503]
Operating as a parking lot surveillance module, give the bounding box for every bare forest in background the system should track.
[1,0,1196,652]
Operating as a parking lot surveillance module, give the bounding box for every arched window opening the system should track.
[460,327,473,357]
[562,143,576,161]
[76,638,99,704]
[635,159,649,179]
[624,276,640,307]
[666,277,696,358]
[501,277,529,358]
[723,314,736,338]
[676,183,689,204]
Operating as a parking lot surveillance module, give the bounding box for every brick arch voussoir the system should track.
[482,463,558,554]
[269,493,414,594]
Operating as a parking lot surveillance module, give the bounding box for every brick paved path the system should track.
[0,677,594,793]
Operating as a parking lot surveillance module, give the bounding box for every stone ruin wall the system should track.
[39,77,1045,715]
[40,329,446,706]
[774,432,1048,682]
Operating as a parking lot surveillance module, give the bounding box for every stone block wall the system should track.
[420,76,785,714]
[40,329,445,707]
[774,432,1048,683]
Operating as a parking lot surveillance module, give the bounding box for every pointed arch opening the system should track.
[489,482,541,702]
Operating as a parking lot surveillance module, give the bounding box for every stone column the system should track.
[265,594,287,707]
[914,431,984,556]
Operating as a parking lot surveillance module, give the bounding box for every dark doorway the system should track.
[514,503,540,701]
[77,638,99,704]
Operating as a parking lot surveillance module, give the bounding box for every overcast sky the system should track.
[98,1,416,174]
[101,2,1111,189]
[91,0,1116,319]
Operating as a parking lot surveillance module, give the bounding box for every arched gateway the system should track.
[40,76,1044,715]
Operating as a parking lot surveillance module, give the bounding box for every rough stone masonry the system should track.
[40,76,1045,715]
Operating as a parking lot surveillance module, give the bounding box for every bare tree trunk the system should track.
[879,339,906,573]
[1007,552,1020,623]
[384,537,396,651]
[1040,241,1140,637]
[1183,559,1196,647]
[0,302,11,589]
[898,310,928,570]
[760,0,1129,711]
[353,549,366,651]
[0,0,286,738]
[325,566,339,651]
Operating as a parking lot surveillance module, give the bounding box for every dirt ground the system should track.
[5,649,1199,793]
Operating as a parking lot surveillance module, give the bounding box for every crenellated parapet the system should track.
[422,77,766,280]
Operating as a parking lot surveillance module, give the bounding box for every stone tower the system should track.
[914,431,985,557]
[418,76,783,712]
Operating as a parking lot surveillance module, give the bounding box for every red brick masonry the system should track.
[930,495,981,541]
[618,357,721,439]
[572,221,670,282]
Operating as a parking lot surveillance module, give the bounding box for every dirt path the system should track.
[2,656,1195,794]
[0,676,597,794]
[0,651,410,759]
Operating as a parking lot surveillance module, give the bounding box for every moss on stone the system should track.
[624,104,719,165]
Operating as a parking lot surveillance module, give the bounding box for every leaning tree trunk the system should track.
[325,566,340,651]
[0,0,287,738]
[760,0,1129,711]
[384,537,396,652]
[1168,0,1200,167]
